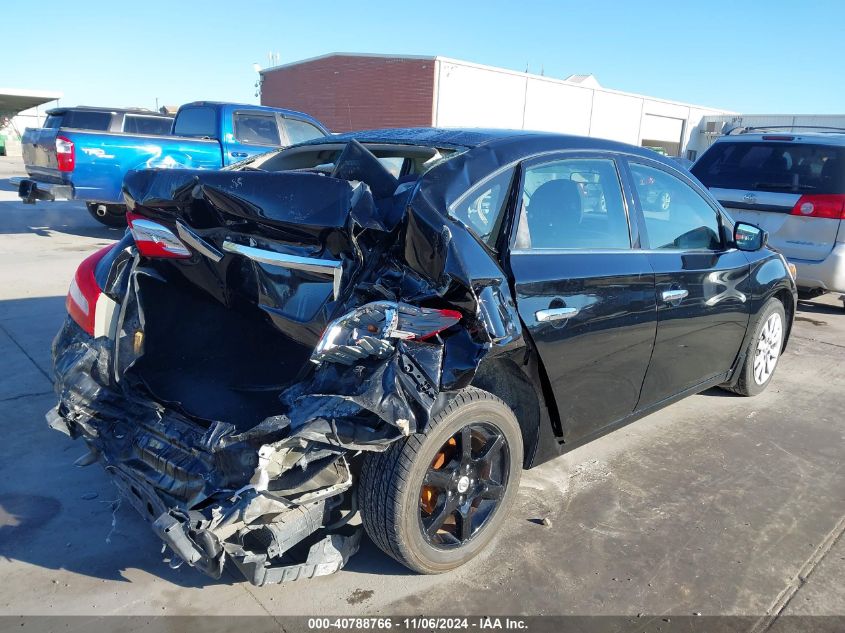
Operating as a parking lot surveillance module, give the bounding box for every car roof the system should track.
[46,106,171,117]
[300,126,674,162]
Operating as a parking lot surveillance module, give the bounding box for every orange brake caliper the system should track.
[421,437,457,514]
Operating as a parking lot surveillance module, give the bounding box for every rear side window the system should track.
[450,169,515,249]
[173,107,217,137]
[43,115,62,129]
[282,118,326,144]
[516,157,630,250]
[124,115,172,135]
[59,110,112,131]
[631,162,721,251]
[692,141,845,194]
[233,113,281,146]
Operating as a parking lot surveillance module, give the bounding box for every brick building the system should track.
[260,53,435,132]
[259,52,730,158]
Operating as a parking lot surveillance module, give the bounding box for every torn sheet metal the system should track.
[50,137,526,584]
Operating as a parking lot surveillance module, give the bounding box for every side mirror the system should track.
[734,222,767,251]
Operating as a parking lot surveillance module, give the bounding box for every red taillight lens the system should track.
[67,245,113,335]
[126,211,191,259]
[412,309,463,340]
[790,194,845,219]
[56,135,75,172]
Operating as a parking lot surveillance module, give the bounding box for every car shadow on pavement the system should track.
[0,177,21,193]
[699,386,740,398]
[797,299,844,316]
[0,192,123,241]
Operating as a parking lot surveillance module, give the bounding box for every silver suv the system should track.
[691,127,845,306]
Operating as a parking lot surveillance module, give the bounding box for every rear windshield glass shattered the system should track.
[692,142,845,194]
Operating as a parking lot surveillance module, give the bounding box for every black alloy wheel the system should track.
[419,422,509,548]
[360,388,523,574]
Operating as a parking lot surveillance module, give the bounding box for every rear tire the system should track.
[722,298,786,396]
[86,203,127,227]
[359,388,523,574]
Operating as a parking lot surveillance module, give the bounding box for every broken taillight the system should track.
[67,245,114,336]
[311,302,462,365]
[126,211,191,258]
[56,135,75,172]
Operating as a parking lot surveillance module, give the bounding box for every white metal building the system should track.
[261,53,732,157]
[431,57,731,157]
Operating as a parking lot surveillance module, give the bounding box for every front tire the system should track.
[86,203,127,227]
[359,388,523,574]
[723,298,786,396]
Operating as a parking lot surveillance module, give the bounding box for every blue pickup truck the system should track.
[18,102,329,226]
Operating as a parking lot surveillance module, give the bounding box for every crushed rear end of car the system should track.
[48,139,523,585]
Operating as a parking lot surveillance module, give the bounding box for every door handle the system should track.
[535,306,579,322]
[231,151,248,158]
[661,289,689,303]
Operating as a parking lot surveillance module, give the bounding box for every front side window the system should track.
[516,157,630,249]
[173,107,217,137]
[449,169,514,249]
[234,113,281,146]
[283,118,326,144]
[630,162,721,250]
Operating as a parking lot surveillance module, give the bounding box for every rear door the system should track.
[692,139,845,262]
[629,158,752,407]
[506,153,657,443]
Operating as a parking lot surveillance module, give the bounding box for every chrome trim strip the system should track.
[535,307,579,322]
[176,221,223,263]
[510,248,739,255]
[221,240,343,299]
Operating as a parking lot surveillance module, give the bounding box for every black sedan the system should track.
[50,128,796,584]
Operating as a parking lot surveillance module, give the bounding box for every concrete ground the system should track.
[0,156,842,621]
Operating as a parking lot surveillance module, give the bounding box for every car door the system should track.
[626,158,753,407]
[506,154,658,443]
[228,110,284,162]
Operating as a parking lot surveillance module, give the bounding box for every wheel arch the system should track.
[771,286,796,350]
[470,353,561,469]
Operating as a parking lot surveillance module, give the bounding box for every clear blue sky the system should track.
[4,0,844,114]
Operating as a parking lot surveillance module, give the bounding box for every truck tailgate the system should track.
[22,127,61,182]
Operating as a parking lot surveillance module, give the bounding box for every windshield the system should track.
[692,141,845,194]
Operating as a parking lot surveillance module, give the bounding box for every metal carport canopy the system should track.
[0,88,62,115]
